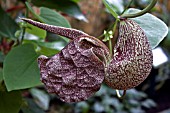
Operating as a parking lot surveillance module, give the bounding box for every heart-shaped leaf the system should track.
[125,8,168,49]
[31,0,87,22]
[3,44,41,91]
[25,2,71,42]
[39,7,71,28]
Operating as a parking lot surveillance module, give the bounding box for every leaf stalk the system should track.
[120,0,158,18]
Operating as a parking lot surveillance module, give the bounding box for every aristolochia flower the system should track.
[21,18,153,102]
[105,19,153,90]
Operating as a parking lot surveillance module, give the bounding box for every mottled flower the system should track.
[21,18,110,102]
[105,19,153,90]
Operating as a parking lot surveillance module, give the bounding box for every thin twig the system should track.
[20,2,29,44]
[116,90,126,99]
[121,0,134,15]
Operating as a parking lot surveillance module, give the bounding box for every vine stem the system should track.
[121,0,134,15]
[120,0,158,18]
[116,90,126,99]
[20,27,26,43]
[109,37,112,56]
[20,2,29,43]
[109,19,118,56]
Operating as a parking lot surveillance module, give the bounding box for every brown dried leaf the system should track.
[105,19,153,90]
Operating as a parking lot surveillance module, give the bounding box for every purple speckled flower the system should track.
[105,19,153,90]
[21,18,110,102]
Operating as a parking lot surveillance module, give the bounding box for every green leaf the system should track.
[39,7,71,28]
[40,9,70,42]
[162,28,170,48]
[0,90,22,113]
[25,2,43,22]
[24,39,65,56]
[3,44,41,91]
[37,41,65,51]
[26,23,47,38]
[127,89,147,99]
[125,8,168,49]
[0,6,19,39]
[25,3,70,42]
[31,0,87,22]
[36,41,65,56]
[71,0,81,3]
[39,32,68,56]
[141,99,157,108]
[105,0,124,14]
[22,43,60,58]
[102,0,119,19]
[22,98,45,113]
[29,88,50,110]
[46,32,68,44]
[0,68,3,82]
[26,3,71,28]
[39,41,66,56]
[0,52,5,63]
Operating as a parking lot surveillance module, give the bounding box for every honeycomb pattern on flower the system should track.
[105,19,153,90]
[38,36,110,102]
